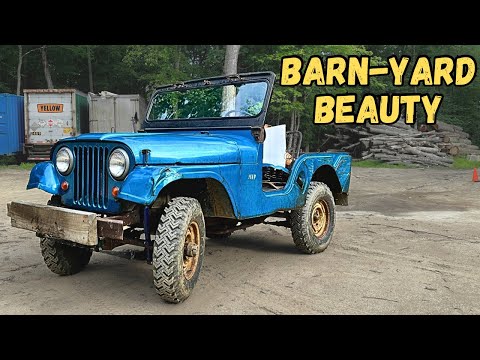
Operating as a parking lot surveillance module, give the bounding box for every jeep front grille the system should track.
[73,145,110,209]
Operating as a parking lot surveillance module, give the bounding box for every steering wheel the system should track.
[223,109,251,117]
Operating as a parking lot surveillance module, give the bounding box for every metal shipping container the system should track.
[0,94,24,156]
[88,92,146,133]
[24,89,88,161]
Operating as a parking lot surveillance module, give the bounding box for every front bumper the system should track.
[7,201,124,247]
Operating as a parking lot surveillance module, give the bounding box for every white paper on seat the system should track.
[263,124,286,167]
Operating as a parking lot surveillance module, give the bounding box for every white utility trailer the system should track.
[88,91,146,133]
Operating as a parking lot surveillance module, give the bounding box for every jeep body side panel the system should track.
[232,152,351,219]
[26,128,350,219]
[120,150,350,220]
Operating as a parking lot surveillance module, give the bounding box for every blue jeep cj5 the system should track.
[7,72,351,303]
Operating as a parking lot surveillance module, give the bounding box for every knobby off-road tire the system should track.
[153,197,206,303]
[40,238,93,275]
[291,182,336,254]
[40,197,93,275]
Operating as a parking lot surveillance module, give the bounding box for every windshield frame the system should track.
[143,72,275,130]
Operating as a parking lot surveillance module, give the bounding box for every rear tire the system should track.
[291,182,336,254]
[153,197,206,303]
[40,238,93,275]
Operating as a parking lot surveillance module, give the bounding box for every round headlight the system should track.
[109,149,130,180]
[56,147,73,175]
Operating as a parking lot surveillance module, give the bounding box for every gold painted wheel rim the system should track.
[311,200,329,238]
[183,221,200,281]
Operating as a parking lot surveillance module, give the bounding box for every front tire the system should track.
[153,197,206,303]
[291,182,336,254]
[40,238,93,275]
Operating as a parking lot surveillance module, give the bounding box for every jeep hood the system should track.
[63,132,241,164]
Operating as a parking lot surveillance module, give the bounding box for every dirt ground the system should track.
[0,167,479,314]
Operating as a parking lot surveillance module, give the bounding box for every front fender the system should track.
[117,166,180,205]
[26,161,62,195]
[117,166,235,208]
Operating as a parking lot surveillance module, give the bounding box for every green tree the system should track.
[0,44,478,146]
[247,45,386,151]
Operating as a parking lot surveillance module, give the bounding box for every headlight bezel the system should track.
[108,148,130,181]
[55,147,74,175]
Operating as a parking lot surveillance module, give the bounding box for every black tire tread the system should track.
[153,197,205,303]
[290,181,336,254]
[40,238,92,275]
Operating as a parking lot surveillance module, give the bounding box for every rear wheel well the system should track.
[156,178,236,219]
[312,165,347,205]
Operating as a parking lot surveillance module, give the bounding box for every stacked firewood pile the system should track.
[321,120,479,166]
[322,123,453,167]
[425,121,480,157]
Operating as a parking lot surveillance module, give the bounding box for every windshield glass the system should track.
[147,81,268,121]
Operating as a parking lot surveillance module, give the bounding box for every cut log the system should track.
[369,148,398,155]
[458,148,480,155]
[415,146,441,154]
[450,143,479,151]
[418,123,440,132]
[448,146,460,156]
[436,121,464,133]
[440,135,472,144]
[403,145,453,163]
[372,154,451,167]
[419,124,428,132]
[361,153,374,160]
[368,127,420,137]
[342,142,361,151]
[359,138,371,148]
[405,140,441,147]
[437,143,460,155]
[439,131,470,140]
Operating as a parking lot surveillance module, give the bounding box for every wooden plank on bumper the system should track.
[7,201,98,246]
